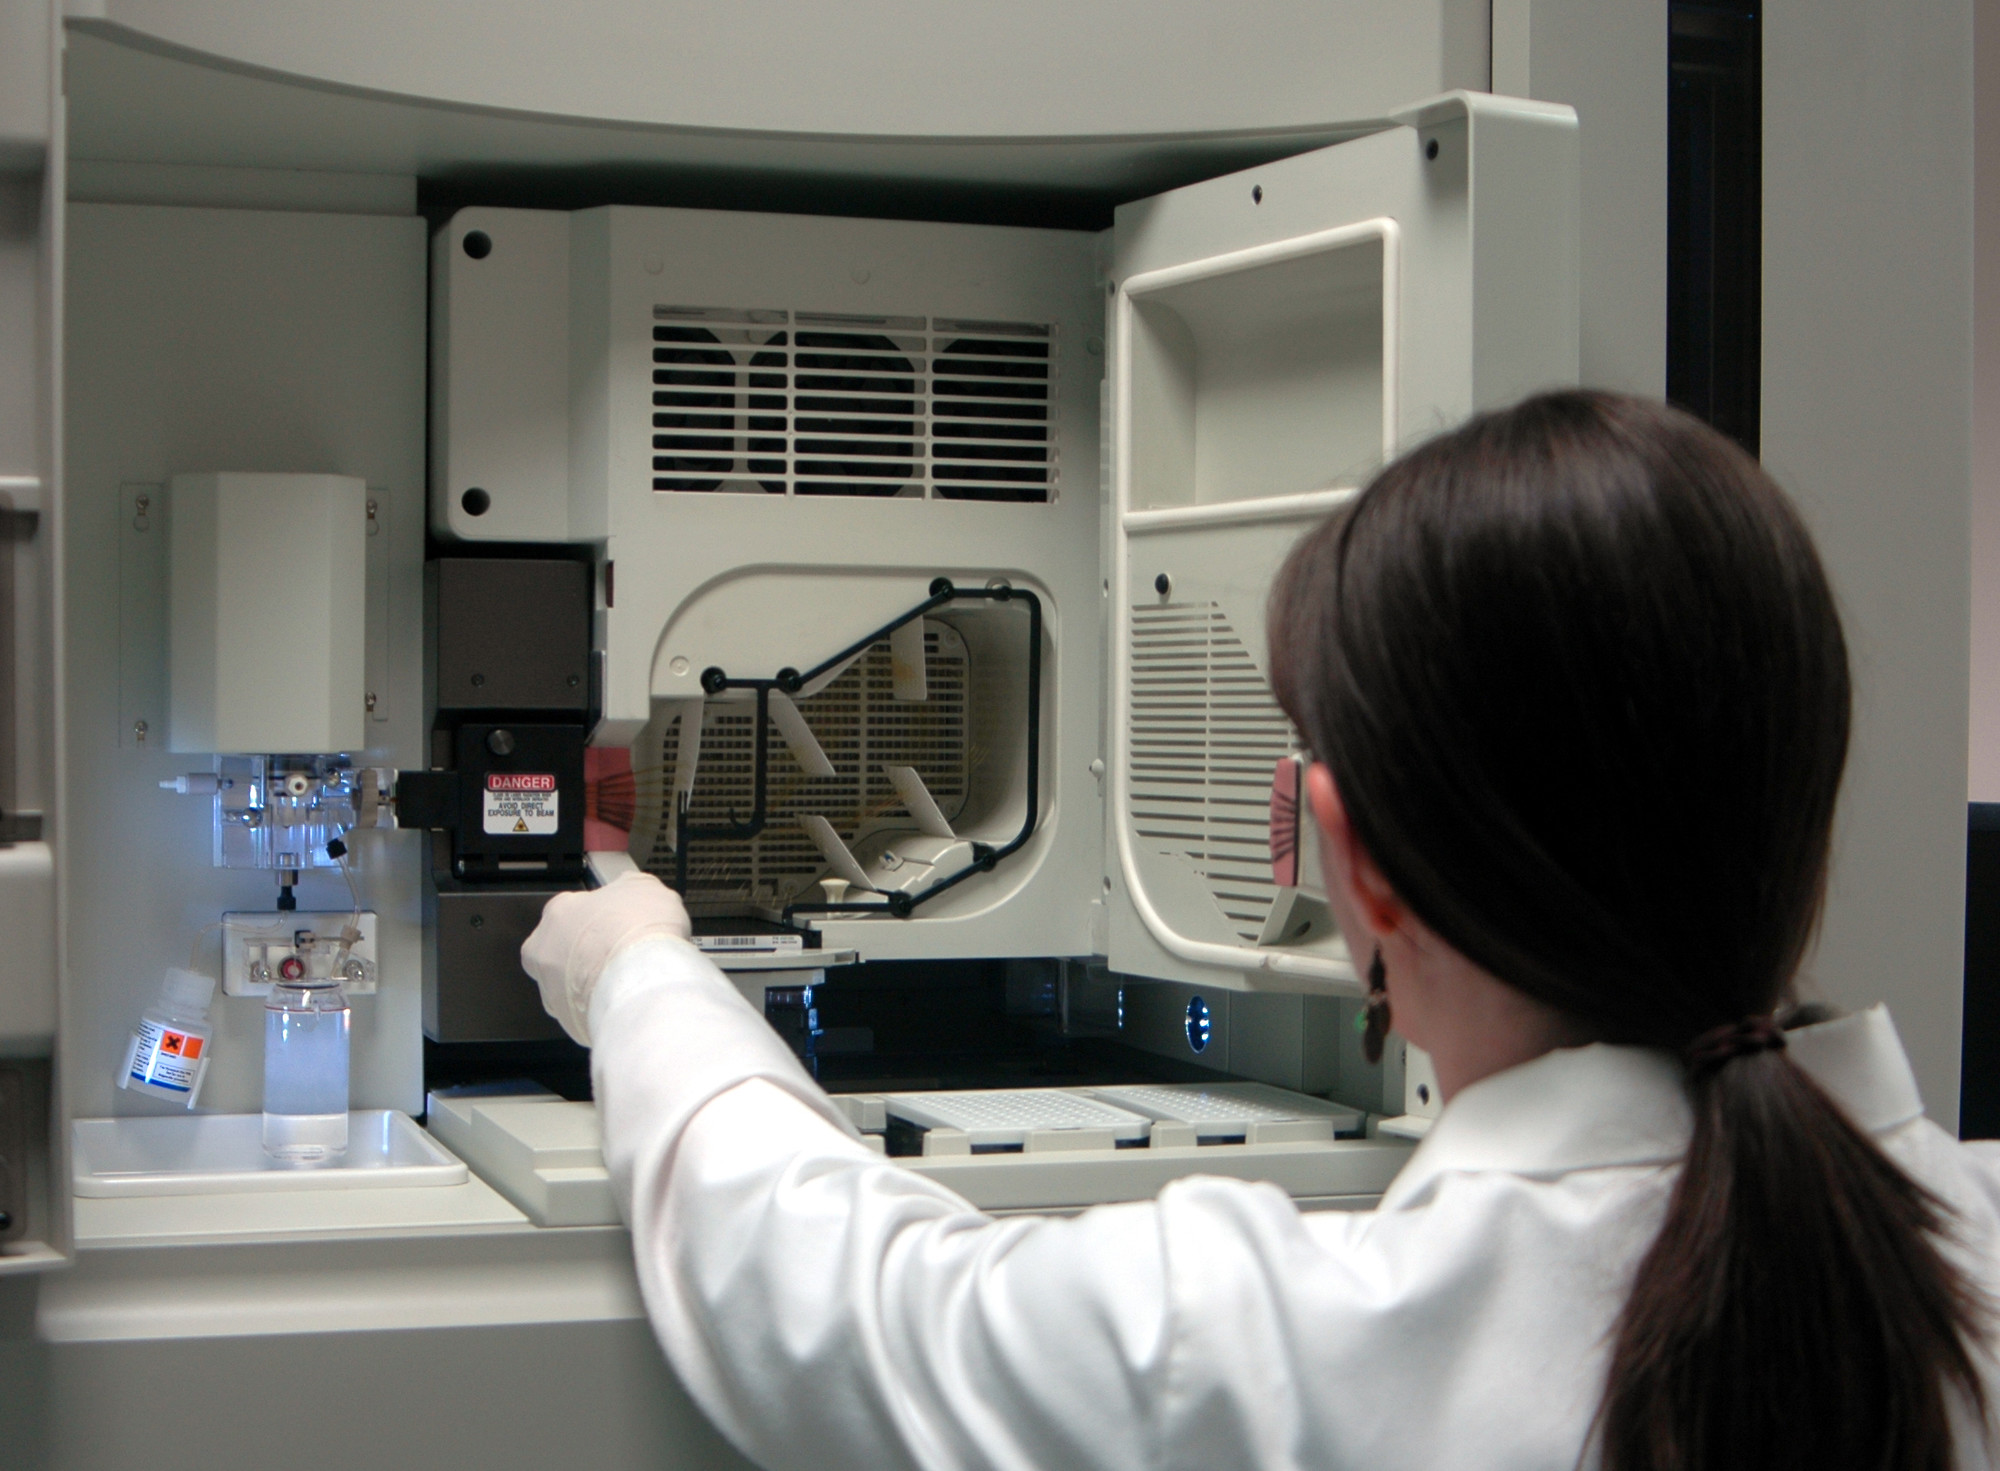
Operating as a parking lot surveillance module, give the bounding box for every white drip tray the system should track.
[73,1111,468,1197]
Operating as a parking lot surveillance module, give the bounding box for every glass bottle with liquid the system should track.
[263,970,350,1161]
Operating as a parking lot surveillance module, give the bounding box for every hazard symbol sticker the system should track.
[484,772,560,835]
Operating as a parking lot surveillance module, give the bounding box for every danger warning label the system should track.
[485,772,560,835]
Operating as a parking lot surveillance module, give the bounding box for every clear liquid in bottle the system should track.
[263,981,350,1161]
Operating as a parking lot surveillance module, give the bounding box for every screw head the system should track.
[1154,572,1171,597]
[469,914,485,929]
[1425,138,1440,161]
[1252,184,1264,204]
[487,728,516,756]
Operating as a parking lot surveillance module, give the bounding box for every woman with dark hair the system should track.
[523,389,2000,1471]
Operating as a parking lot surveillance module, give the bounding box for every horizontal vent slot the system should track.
[648,307,1055,502]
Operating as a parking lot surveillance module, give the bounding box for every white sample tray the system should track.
[1086,1082,1362,1143]
[429,1091,1414,1218]
[881,1089,1152,1148]
[73,1110,468,1197]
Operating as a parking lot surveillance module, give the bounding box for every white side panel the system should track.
[65,205,426,1122]
[0,0,63,1274]
[431,207,570,541]
[1765,0,1974,1126]
[1104,92,1580,993]
[1490,0,1667,397]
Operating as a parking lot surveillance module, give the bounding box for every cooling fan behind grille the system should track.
[650,307,1054,500]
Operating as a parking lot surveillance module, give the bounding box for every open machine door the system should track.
[1101,91,1580,995]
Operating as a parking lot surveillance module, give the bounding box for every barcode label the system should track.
[696,934,805,953]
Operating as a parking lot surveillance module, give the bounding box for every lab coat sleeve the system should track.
[588,936,1171,1471]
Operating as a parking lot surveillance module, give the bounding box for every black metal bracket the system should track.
[671,576,1043,922]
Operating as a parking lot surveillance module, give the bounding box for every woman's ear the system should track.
[1304,763,1406,937]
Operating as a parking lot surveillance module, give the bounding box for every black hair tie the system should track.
[1684,1015,1787,1073]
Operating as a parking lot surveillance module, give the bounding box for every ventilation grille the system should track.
[651,307,1055,501]
[648,630,970,904]
[1128,604,1297,943]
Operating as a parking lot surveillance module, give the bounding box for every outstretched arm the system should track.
[526,877,1170,1471]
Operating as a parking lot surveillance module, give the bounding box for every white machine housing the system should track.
[431,90,1580,996]
[168,472,367,756]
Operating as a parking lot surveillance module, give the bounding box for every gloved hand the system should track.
[521,871,693,1045]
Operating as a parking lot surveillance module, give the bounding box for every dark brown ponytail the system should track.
[1267,390,1987,1471]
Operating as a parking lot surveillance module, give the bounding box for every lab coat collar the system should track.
[1377,1004,1925,1212]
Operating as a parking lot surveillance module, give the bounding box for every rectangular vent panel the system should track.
[648,630,969,905]
[1128,603,1297,943]
[650,308,1054,501]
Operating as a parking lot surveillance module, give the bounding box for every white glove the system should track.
[521,871,693,1046]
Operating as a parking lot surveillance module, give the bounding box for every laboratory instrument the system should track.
[29,7,1591,1350]
[408,90,1577,1053]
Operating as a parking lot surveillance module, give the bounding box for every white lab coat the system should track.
[590,937,2000,1471]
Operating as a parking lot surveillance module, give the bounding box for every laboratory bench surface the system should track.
[0,1110,1409,1471]
[25,1112,1411,1342]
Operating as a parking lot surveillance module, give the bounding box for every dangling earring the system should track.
[1362,944,1392,1065]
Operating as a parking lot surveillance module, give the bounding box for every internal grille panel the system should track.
[648,629,970,904]
[651,308,1055,501]
[1128,603,1297,942]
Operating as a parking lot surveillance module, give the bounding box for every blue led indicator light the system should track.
[1185,995,1212,1053]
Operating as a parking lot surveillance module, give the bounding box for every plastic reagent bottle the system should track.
[119,968,217,1107]
[263,971,350,1161]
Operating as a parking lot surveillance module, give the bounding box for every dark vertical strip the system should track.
[0,494,17,833]
[1965,806,2000,1137]
[1667,4,1762,454]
